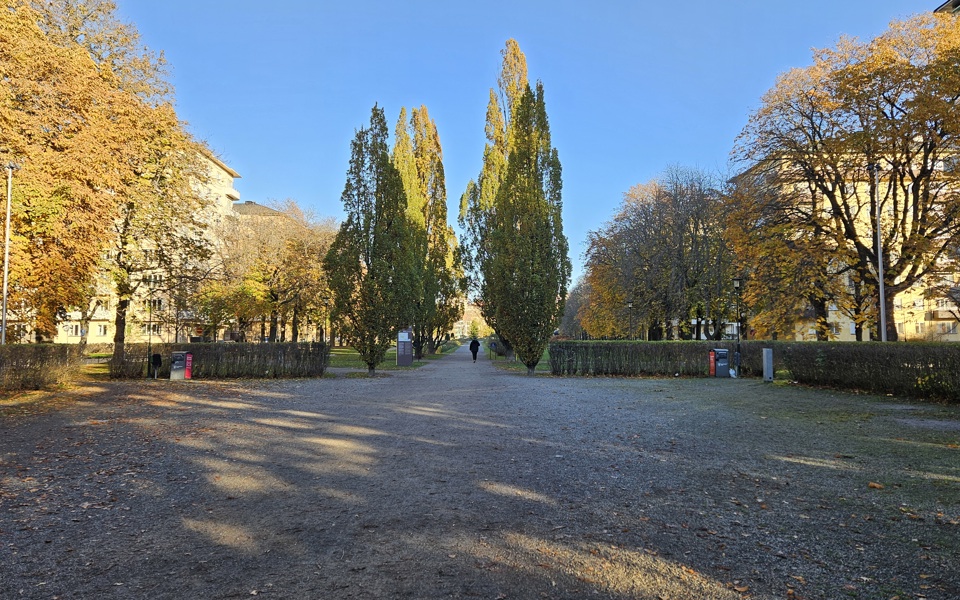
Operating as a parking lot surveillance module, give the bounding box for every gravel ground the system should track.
[1,344,958,600]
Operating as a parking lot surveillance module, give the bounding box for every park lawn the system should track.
[328,340,460,370]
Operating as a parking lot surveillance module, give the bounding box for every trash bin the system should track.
[714,348,730,378]
[170,351,193,380]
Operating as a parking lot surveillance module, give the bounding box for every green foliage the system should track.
[108,342,329,379]
[484,83,570,374]
[324,105,418,374]
[549,340,960,402]
[0,344,81,390]
[460,41,570,375]
[393,106,466,358]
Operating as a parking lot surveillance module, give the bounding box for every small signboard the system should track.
[397,328,414,367]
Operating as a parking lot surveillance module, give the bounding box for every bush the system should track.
[0,344,82,391]
[109,342,330,380]
[548,340,960,402]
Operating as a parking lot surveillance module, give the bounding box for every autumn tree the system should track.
[582,168,731,341]
[393,106,466,358]
[733,13,960,341]
[0,3,153,339]
[324,105,417,375]
[201,200,334,343]
[28,0,170,103]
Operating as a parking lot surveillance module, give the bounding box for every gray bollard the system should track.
[763,348,774,382]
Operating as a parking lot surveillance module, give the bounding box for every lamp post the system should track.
[732,277,742,378]
[627,300,634,340]
[2,162,20,345]
[866,162,887,342]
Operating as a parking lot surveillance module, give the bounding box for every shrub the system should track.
[548,340,960,402]
[110,342,330,380]
[0,344,82,391]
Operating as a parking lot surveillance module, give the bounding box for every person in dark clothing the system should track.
[469,338,480,362]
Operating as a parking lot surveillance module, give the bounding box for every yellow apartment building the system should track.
[50,151,242,345]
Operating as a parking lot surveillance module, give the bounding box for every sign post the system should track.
[397,328,414,367]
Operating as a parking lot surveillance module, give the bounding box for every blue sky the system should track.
[116,0,937,283]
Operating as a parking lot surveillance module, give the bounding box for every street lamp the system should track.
[2,162,20,345]
[627,300,634,340]
[732,277,742,377]
[866,162,887,342]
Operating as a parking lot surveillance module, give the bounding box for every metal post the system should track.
[147,286,153,378]
[733,278,742,378]
[2,163,18,345]
[867,163,887,342]
[627,300,633,340]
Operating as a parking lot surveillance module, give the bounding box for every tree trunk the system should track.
[291,306,300,342]
[811,297,830,341]
[110,297,130,376]
[882,293,898,342]
[268,310,278,342]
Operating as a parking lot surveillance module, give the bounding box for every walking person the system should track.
[469,338,480,362]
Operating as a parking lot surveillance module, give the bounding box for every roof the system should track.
[935,0,960,13]
[199,147,241,179]
[232,200,284,217]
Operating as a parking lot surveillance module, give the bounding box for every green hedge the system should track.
[548,340,960,402]
[110,342,330,380]
[0,344,82,391]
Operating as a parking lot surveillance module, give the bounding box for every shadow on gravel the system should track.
[2,363,959,599]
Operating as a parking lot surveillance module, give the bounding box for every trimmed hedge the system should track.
[110,342,330,380]
[548,340,960,402]
[0,344,82,391]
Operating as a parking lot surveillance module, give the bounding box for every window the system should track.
[145,298,162,311]
[896,322,904,335]
[850,323,856,335]
[939,322,958,335]
[916,322,925,335]
[144,273,163,288]
[63,324,80,337]
[142,323,161,335]
[914,299,924,309]
[96,324,108,337]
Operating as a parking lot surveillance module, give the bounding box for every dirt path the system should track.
[1,345,959,599]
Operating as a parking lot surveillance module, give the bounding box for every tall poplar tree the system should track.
[461,39,570,373]
[459,39,530,353]
[324,105,416,375]
[485,84,570,374]
[394,106,466,358]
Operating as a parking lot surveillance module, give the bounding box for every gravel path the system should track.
[2,344,959,599]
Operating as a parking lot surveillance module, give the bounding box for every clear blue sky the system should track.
[116,0,936,283]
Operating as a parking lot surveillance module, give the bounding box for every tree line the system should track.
[570,13,960,343]
[2,1,573,369]
[326,40,570,374]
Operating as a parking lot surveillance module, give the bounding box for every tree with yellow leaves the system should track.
[734,13,960,341]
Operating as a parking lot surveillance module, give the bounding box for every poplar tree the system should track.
[324,105,416,375]
[459,41,528,354]
[485,84,570,374]
[461,40,570,373]
[394,106,465,358]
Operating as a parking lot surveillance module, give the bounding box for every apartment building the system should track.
[50,151,242,345]
[935,1,960,14]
